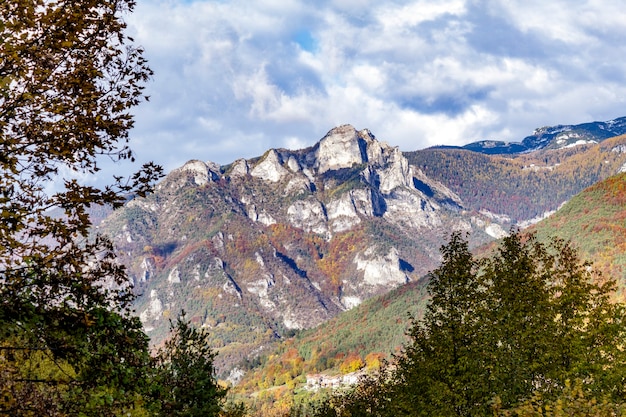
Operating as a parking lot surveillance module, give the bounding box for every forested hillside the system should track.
[407,134,626,222]
[233,278,428,386]
[234,171,626,416]
[294,232,626,416]
[531,171,626,298]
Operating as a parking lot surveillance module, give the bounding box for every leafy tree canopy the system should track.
[0,0,164,415]
[149,313,227,417]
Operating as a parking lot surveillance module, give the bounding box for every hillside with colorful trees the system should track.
[407,135,626,223]
[230,171,626,416]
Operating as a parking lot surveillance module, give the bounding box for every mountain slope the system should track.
[232,171,626,411]
[99,120,626,379]
[407,134,626,223]
[101,125,503,375]
[530,171,626,298]
[234,277,429,393]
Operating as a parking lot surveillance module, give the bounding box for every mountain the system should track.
[458,116,626,154]
[530,171,626,293]
[407,134,626,223]
[234,278,429,394]
[232,171,626,411]
[101,125,504,375]
[99,120,626,379]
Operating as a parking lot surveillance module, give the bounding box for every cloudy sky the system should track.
[114,0,626,178]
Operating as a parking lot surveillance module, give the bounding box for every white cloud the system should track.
[93,0,626,186]
[497,0,626,45]
[377,0,466,30]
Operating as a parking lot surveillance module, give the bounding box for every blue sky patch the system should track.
[293,30,317,53]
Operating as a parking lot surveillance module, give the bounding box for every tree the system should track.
[296,368,392,417]
[480,233,556,407]
[543,238,626,400]
[150,313,227,417]
[495,380,626,417]
[0,0,162,415]
[389,231,488,416]
[483,234,626,406]
[383,231,626,416]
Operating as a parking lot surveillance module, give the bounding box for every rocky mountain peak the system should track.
[157,159,220,189]
[96,120,626,381]
[301,125,413,193]
[104,124,513,376]
[311,124,369,173]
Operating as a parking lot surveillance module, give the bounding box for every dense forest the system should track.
[530,172,626,298]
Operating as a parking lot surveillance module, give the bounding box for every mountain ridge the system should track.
[102,124,504,375]
[446,116,626,154]
[407,133,626,223]
[232,170,626,410]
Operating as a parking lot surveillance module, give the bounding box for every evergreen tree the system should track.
[494,379,626,417]
[385,231,626,416]
[386,232,488,416]
[481,233,556,407]
[544,238,626,400]
[150,313,227,417]
[483,234,626,406]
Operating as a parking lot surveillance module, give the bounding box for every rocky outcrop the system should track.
[310,125,367,173]
[326,192,362,233]
[139,289,163,327]
[228,158,249,178]
[251,150,289,182]
[140,256,156,282]
[159,159,220,189]
[355,246,409,287]
[384,188,441,229]
[287,198,329,236]
[247,204,276,226]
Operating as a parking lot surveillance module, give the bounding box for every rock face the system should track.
[158,159,220,189]
[101,124,508,376]
[313,125,368,173]
[355,247,408,287]
[251,150,289,182]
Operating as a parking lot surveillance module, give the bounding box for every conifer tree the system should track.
[481,233,556,406]
[390,231,487,416]
[150,313,227,417]
[387,231,626,416]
